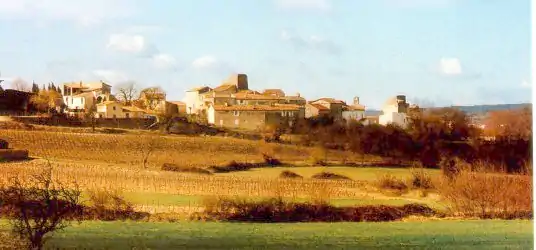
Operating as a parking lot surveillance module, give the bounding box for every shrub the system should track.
[438,170,533,219]
[85,189,147,221]
[195,197,441,222]
[311,172,352,180]
[279,170,303,179]
[0,165,83,250]
[377,174,408,194]
[439,157,461,181]
[208,161,255,173]
[0,139,8,149]
[408,169,435,190]
[161,163,213,175]
[309,146,328,166]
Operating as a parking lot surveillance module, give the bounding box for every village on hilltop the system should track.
[0,73,413,130]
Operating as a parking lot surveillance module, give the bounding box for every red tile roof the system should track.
[213,104,301,111]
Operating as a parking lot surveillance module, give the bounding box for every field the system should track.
[0,220,530,249]
[0,129,532,248]
[0,129,442,214]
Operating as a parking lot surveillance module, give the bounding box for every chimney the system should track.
[296,93,300,97]
[353,96,360,105]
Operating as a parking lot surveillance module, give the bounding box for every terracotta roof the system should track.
[96,101,120,106]
[237,90,261,95]
[122,106,145,112]
[233,92,281,100]
[213,104,301,111]
[262,89,285,97]
[307,103,330,111]
[283,96,306,101]
[311,98,345,104]
[344,104,366,111]
[213,84,237,92]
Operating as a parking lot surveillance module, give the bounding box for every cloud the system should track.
[192,56,218,69]
[92,70,129,83]
[521,79,532,89]
[439,57,462,76]
[107,34,147,53]
[280,30,341,55]
[151,54,177,70]
[0,0,136,27]
[274,0,331,10]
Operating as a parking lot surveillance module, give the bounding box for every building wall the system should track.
[213,110,267,130]
[209,109,303,131]
[379,112,408,128]
[185,91,199,114]
[96,103,125,118]
[342,110,365,122]
[305,105,319,118]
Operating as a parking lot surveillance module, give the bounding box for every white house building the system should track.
[342,96,366,122]
[184,86,212,115]
[62,81,114,116]
[379,95,410,128]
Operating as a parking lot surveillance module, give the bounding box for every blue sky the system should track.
[0,0,531,109]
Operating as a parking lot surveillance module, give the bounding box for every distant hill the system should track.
[365,103,531,116]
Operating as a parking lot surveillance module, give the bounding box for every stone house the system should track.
[62,81,114,116]
[262,89,285,97]
[379,95,410,128]
[305,103,331,118]
[309,98,345,119]
[342,96,366,122]
[282,94,306,106]
[207,103,304,130]
[184,86,212,114]
[96,101,147,119]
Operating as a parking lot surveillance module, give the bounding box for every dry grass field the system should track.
[1,129,376,169]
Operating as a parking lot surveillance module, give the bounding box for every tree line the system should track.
[288,106,532,173]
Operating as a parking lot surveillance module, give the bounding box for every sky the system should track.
[0,0,532,109]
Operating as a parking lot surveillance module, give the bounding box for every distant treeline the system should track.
[289,106,532,173]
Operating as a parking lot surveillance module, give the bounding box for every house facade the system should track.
[207,104,304,130]
[308,98,345,119]
[62,81,113,116]
[305,103,330,118]
[96,101,147,119]
[184,86,212,115]
[342,97,366,122]
[379,95,410,128]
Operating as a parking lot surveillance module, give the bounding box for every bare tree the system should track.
[138,134,162,169]
[11,78,31,92]
[115,81,138,106]
[140,87,166,110]
[0,162,82,250]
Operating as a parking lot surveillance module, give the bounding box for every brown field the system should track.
[1,129,379,169]
[0,129,530,220]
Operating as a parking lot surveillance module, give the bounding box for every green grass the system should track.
[95,192,440,210]
[15,220,530,249]
[219,166,440,181]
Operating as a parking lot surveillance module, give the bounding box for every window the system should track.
[289,112,294,117]
[125,113,130,118]
[233,111,240,116]
[234,119,239,126]
[113,106,116,111]
[82,98,84,104]
[281,111,286,117]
